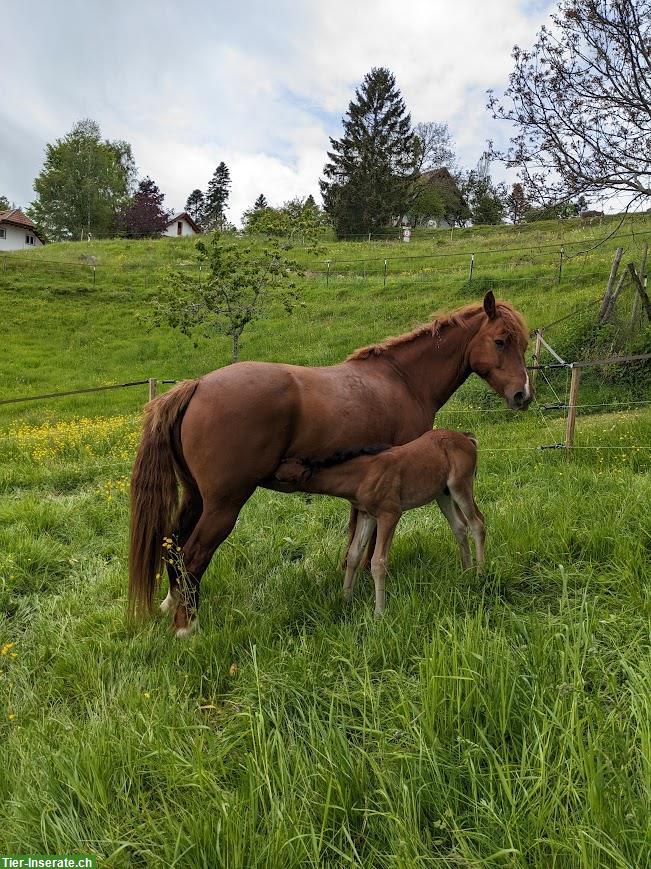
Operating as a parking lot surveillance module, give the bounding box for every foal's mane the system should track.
[347,300,528,361]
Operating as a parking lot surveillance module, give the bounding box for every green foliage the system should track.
[28,119,135,241]
[321,67,418,237]
[422,168,471,227]
[151,233,302,362]
[524,197,588,223]
[242,196,329,247]
[461,171,507,225]
[408,181,445,226]
[0,195,11,211]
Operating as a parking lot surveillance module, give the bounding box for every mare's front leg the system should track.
[370,512,399,617]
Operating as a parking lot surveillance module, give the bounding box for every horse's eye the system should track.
[495,339,506,349]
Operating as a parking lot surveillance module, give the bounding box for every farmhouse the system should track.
[0,209,44,251]
[164,212,201,237]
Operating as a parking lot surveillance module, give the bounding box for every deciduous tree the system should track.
[29,119,135,240]
[489,0,651,209]
[119,177,170,238]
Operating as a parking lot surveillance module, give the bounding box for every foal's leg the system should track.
[343,512,376,602]
[172,498,244,638]
[448,483,485,570]
[370,512,399,617]
[434,493,472,570]
[342,506,358,569]
[161,487,203,614]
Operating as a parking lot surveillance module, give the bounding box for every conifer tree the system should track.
[254,193,268,210]
[320,67,417,237]
[204,162,231,230]
[185,189,205,224]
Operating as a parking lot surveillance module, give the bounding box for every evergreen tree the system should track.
[119,177,170,238]
[254,194,268,210]
[185,189,205,224]
[204,162,231,230]
[320,67,417,238]
[29,119,135,240]
[506,183,529,224]
[0,195,11,211]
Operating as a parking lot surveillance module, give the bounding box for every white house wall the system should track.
[163,218,197,237]
[0,224,43,251]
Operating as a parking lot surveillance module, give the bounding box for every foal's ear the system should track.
[483,290,497,320]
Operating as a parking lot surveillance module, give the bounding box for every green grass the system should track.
[1,220,650,866]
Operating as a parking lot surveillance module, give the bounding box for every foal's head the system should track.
[467,291,532,411]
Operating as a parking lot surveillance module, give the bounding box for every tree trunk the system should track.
[231,333,239,364]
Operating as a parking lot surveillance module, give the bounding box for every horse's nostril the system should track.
[513,391,525,405]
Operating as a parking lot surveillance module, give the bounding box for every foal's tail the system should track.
[128,379,199,619]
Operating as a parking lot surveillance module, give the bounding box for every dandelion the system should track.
[1,643,15,656]
[143,692,151,699]
[229,663,238,677]
[8,713,15,721]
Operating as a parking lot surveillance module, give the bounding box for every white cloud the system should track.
[0,0,554,222]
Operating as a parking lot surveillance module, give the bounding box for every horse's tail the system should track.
[128,379,199,619]
[462,431,478,448]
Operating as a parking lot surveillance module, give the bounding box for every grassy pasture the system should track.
[1,219,650,867]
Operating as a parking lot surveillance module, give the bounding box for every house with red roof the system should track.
[0,209,44,251]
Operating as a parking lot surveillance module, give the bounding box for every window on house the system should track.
[26,234,35,245]
[177,221,183,236]
[0,228,6,239]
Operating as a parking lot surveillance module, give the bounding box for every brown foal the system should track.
[272,430,484,616]
[129,292,530,636]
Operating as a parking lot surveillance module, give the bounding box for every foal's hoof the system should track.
[373,608,384,620]
[175,618,199,639]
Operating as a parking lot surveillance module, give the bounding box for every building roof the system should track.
[166,212,201,233]
[0,209,43,240]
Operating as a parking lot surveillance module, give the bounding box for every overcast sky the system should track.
[0,0,555,224]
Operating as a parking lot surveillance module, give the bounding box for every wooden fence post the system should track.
[531,330,543,387]
[565,365,581,456]
[148,378,157,401]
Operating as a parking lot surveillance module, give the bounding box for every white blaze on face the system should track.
[523,371,532,400]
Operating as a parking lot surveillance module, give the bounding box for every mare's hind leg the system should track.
[161,486,203,614]
[435,494,472,570]
[172,497,245,638]
[448,484,485,570]
[342,512,376,602]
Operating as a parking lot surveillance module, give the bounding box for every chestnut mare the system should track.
[129,291,531,636]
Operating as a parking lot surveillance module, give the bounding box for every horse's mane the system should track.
[347,300,528,361]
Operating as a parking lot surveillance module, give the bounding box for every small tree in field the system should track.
[152,235,302,363]
[254,193,268,210]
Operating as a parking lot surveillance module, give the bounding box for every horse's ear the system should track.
[483,290,496,320]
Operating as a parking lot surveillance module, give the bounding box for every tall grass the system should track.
[1,222,650,866]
